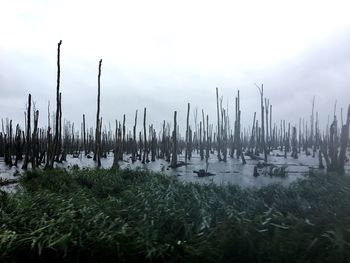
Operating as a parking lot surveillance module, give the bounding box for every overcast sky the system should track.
[1,0,350,133]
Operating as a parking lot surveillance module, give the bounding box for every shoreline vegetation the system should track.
[1,168,350,262]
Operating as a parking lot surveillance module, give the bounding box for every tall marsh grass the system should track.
[0,168,349,262]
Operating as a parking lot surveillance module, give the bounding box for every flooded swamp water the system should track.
[2,150,350,192]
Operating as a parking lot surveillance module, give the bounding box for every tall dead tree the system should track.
[185,103,190,162]
[122,114,126,157]
[265,98,270,150]
[31,110,39,168]
[14,124,23,167]
[45,101,52,168]
[4,120,13,167]
[234,90,241,159]
[49,40,62,168]
[256,84,267,162]
[83,114,87,155]
[171,111,177,167]
[142,108,148,163]
[216,87,222,161]
[55,92,62,162]
[132,110,138,162]
[22,94,31,169]
[337,105,350,172]
[94,59,102,167]
[320,105,350,173]
[291,126,298,159]
[310,96,315,147]
[270,104,272,149]
[112,120,119,169]
[248,112,256,153]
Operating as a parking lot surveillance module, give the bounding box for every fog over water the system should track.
[1,0,350,132]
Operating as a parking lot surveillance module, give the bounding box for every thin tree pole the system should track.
[255,83,267,162]
[49,40,62,168]
[142,107,147,163]
[112,120,119,169]
[185,103,190,162]
[171,111,177,167]
[216,87,222,161]
[83,114,87,155]
[22,94,31,169]
[94,59,102,167]
[132,110,138,162]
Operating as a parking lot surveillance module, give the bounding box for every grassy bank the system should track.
[0,168,350,262]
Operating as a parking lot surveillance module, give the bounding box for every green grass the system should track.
[0,168,350,262]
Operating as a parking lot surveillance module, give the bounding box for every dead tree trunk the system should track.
[249,112,256,153]
[112,120,119,169]
[142,108,148,163]
[132,110,138,162]
[216,87,222,161]
[337,105,350,172]
[291,126,298,159]
[320,106,350,173]
[151,127,157,162]
[83,114,87,155]
[206,115,210,162]
[22,94,31,169]
[31,110,39,168]
[256,84,267,162]
[171,111,177,168]
[121,114,125,160]
[185,103,190,162]
[14,124,22,167]
[310,96,315,147]
[5,120,13,167]
[55,93,62,162]
[49,40,62,168]
[265,98,269,151]
[94,59,102,167]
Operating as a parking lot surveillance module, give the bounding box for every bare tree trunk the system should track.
[22,94,31,169]
[171,111,177,167]
[132,110,138,162]
[206,115,210,162]
[249,112,256,153]
[185,103,190,162]
[270,104,272,150]
[265,98,269,151]
[83,114,87,155]
[216,87,222,161]
[31,110,39,168]
[142,108,147,163]
[49,40,62,168]
[121,114,125,160]
[112,120,119,169]
[337,105,350,173]
[45,101,52,169]
[291,126,298,159]
[256,84,267,162]
[94,59,102,167]
[14,124,22,166]
[55,93,62,162]
[97,118,102,167]
[310,96,315,147]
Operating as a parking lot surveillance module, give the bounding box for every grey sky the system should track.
[1,0,350,133]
